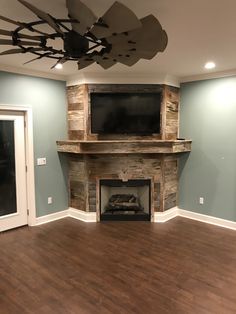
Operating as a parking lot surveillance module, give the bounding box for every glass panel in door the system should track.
[0,120,17,217]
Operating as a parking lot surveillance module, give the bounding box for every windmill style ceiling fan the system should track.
[0,0,168,70]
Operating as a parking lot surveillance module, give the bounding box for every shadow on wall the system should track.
[58,153,69,191]
[178,152,190,177]
[179,149,219,216]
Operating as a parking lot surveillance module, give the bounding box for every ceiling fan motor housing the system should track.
[64,30,89,58]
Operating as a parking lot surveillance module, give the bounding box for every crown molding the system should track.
[0,63,67,81]
[66,72,180,87]
[2,62,236,86]
[180,68,236,83]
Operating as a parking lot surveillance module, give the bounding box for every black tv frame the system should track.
[90,91,162,136]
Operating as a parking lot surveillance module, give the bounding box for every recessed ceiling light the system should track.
[204,62,216,70]
[55,63,63,70]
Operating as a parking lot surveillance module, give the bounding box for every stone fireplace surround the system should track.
[57,84,191,222]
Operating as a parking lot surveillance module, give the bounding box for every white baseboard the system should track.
[35,208,97,225]
[154,207,236,231]
[178,208,236,231]
[154,207,179,222]
[35,210,69,225]
[35,207,236,231]
[68,208,97,222]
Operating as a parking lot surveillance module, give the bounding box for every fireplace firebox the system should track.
[100,179,151,221]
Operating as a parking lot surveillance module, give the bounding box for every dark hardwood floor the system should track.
[1,217,236,314]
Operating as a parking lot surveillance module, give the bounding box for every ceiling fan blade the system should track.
[17,33,43,41]
[24,52,53,65]
[18,40,42,46]
[110,37,167,60]
[110,54,140,66]
[129,47,161,60]
[77,56,95,70]
[90,1,142,39]
[107,15,168,59]
[18,0,64,35]
[0,48,25,55]
[0,47,45,55]
[66,0,97,35]
[129,31,168,59]
[104,49,140,66]
[0,28,42,41]
[0,15,52,37]
[0,39,14,45]
[92,54,116,69]
[0,29,12,36]
[51,57,68,69]
[0,39,42,46]
[23,56,44,65]
[107,15,163,45]
[0,15,22,27]
[156,30,168,53]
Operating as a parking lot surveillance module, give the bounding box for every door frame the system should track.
[0,105,36,226]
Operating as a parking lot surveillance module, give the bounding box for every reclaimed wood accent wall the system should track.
[67,84,87,140]
[67,84,180,140]
[162,156,178,210]
[66,83,181,217]
[57,139,191,154]
[68,154,178,215]
[162,85,180,140]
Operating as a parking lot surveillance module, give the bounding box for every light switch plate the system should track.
[37,158,47,166]
[199,197,204,205]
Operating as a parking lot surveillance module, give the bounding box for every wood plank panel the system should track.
[63,84,190,216]
[67,85,87,140]
[162,85,180,140]
[57,140,192,155]
[68,154,180,214]
[66,83,180,141]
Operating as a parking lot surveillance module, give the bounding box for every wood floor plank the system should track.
[1,217,236,313]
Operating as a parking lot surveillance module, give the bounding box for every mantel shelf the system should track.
[56,139,192,155]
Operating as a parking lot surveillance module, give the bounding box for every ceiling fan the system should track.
[0,0,168,70]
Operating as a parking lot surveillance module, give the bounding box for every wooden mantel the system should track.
[56,139,192,155]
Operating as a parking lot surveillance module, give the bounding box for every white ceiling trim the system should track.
[0,63,67,81]
[181,69,236,84]
[2,63,236,86]
[66,72,180,87]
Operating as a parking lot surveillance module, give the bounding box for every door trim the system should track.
[0,105,36,226]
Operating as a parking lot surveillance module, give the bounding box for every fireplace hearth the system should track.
[100,179,151,221]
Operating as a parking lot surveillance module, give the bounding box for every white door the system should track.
[0,111,27,232]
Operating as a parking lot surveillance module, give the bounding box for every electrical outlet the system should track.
[199,197,204,205]
[48,197,53,205]
[37,158,47,166]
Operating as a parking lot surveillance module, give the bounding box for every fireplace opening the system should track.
[100,179,151,221]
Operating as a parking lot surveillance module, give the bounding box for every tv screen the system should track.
[90,92,161,135]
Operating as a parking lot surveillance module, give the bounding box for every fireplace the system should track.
[56,84,192,222]
[100,179,151,221]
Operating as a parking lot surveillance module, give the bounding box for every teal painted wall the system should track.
[179,76,236,221]
[0,71,68,217]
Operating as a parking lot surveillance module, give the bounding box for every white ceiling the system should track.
[0,0,236,83]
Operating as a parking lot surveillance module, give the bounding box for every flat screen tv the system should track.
[90,92,161,135]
